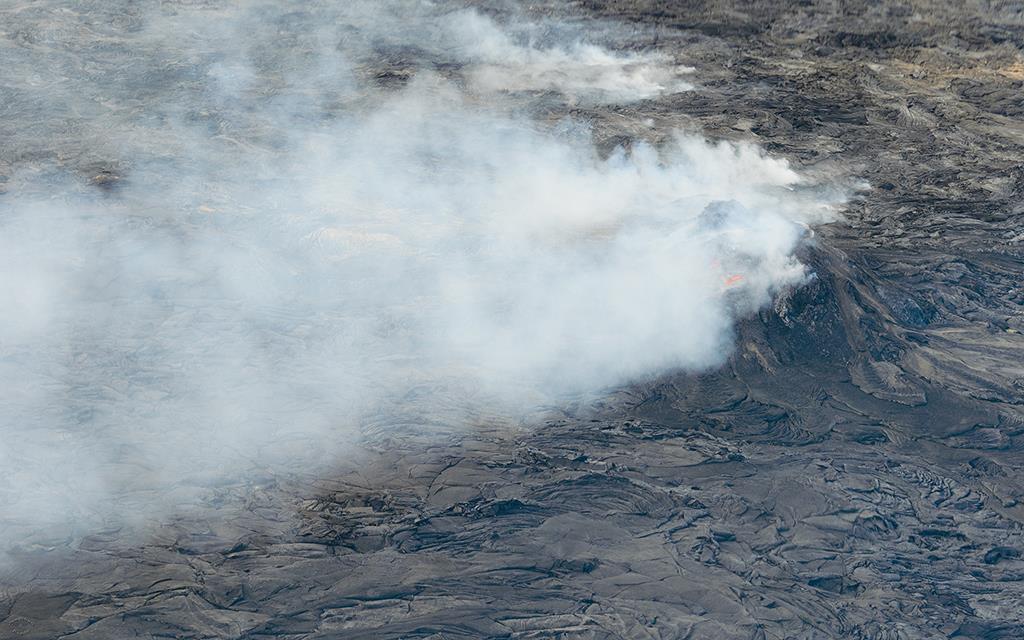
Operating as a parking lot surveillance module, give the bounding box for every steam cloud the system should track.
[0,1,842,554]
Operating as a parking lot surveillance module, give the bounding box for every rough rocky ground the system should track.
[2,1,1024,638]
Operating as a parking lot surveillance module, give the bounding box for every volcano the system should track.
[1,1,1023,639]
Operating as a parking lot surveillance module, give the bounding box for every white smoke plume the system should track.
[0,1,842,556]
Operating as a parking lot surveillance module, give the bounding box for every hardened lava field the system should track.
[1,1,1024,639]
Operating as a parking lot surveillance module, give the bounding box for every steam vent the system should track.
[1,1,1023,638]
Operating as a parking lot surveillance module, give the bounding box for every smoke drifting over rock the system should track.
[0,1,842,553]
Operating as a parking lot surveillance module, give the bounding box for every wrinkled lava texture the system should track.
[3,1,1024,639]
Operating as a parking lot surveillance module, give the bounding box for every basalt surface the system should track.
[2,1,1024,639]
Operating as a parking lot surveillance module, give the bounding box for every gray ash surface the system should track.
[2,1,1024,639]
